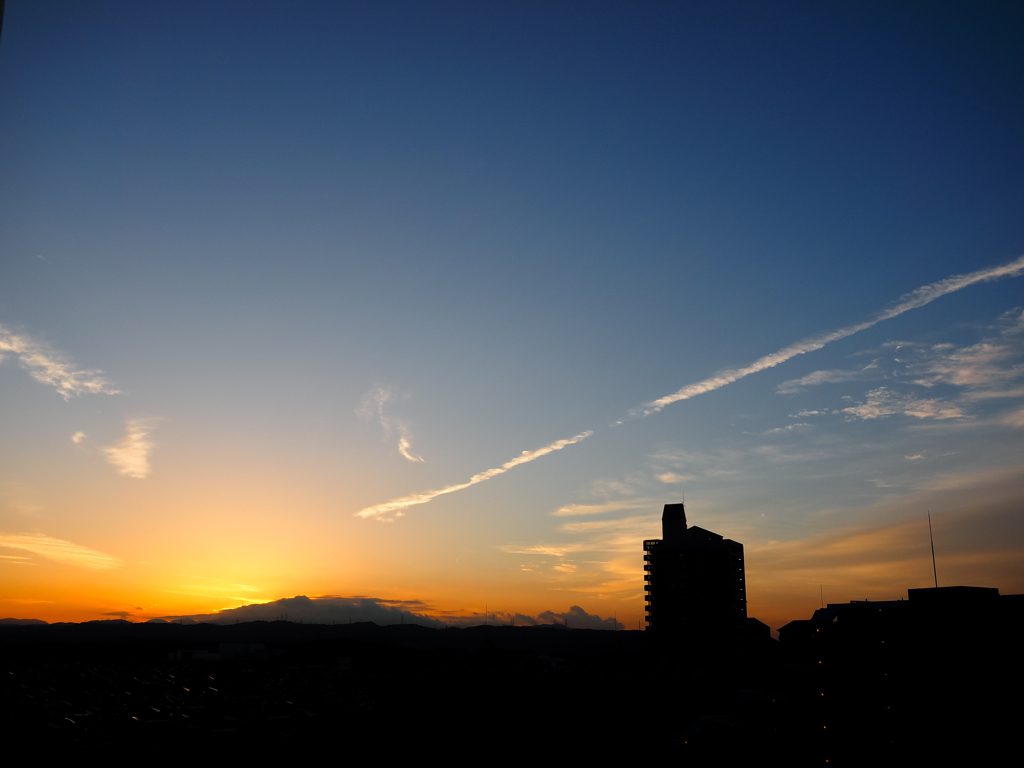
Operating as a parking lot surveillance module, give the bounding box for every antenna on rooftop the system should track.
[820,584,824,610]
[928,511,938,589]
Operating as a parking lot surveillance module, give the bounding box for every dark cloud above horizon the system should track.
[159,595,447,627]
[436,604,624,630]
[157,595,625,630]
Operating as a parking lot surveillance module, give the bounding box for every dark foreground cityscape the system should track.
[3,505,1020,759]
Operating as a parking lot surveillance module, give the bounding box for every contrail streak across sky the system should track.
[357,255,1024,520]
[356,432,593,520]
[631,255,1024,417]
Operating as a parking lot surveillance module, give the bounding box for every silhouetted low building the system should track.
[778,585,1024,760]
[778,585,1013,651]
[643,503,746,640]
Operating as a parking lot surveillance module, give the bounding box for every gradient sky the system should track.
[1,1,1023,631]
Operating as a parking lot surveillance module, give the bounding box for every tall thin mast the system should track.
[928,512,938,588]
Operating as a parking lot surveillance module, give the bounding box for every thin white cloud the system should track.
[552,498,657,517]
[499,512,669,601]
[633,255,1024,417]
[356,431,592,520]
[102,419,158,478]
[71,431,86,444]
[0,533,123,569]
[777,362,879,394]
[1003,407,1024,428]
[0,325,119,400]
[588,478,640,498]
[0,554,34,565]
[763,423,811,435]
[962,388,1024,402]
[357,386,424,462]
[648,446,745,480]
[909,342,1021,389]
[657,472,696,484]
[396,434,422,462]
[498,543,581,557]
[842,387,963,421]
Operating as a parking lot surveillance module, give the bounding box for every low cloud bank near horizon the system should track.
[160,595,448,627]
[157,594,625,630]
[437,604,624,630]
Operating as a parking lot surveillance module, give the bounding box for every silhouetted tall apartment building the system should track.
[644,503,746,636]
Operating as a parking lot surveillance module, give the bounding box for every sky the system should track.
[1,1,1023,631]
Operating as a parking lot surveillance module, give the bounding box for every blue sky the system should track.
[1,1,1022,627]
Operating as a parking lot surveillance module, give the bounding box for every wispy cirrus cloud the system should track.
[358,258,1024,523]
[498,542,582,557]
[500,513,664,600]
[357,386,424,462]
[0,533,122,569]
[1003,406,1024,428]
[842,387,965,421]
[777,362,880,395]
[656,472,698,484]
[777,311,1024,427]
[356,431,592,520]
[102,419,158,478]
[0,555,34,565]
[552,498,659,517]
[0,325,119,400]
[762,423,811,435]
[649,446,745,480]
[632,255,1024,417]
